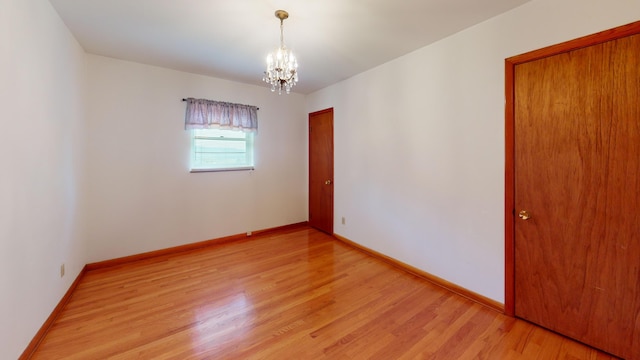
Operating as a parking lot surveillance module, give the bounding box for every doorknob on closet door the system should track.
[518,210,531,220]
[325,180,332,185]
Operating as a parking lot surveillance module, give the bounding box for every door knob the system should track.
[518,210,531,220]
[325,180,332,185]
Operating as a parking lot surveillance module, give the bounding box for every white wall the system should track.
[306,0,640,303]
[0,0,87,358]
[84,55,307,263]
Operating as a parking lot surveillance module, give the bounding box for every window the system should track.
[183,97,258,172]
[190,128,254,172]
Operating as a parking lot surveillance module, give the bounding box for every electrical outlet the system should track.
[341,217,346,225]
[247,231,252,236]
[60,264,65,278]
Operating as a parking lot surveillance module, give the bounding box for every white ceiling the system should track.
[48,0,531,94]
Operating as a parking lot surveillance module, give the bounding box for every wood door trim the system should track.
[309,108,334,117]
[504,20,640,316]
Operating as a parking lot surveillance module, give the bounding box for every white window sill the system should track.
[190,167,254,173]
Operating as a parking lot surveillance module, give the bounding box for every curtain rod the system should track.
[182,98,259,110]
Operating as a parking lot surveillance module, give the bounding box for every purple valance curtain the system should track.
[184,98,258,132]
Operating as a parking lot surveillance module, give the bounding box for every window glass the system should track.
[191,129,254,171]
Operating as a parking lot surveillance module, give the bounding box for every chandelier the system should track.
[263,10,298,94]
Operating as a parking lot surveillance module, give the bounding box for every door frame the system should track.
[504,20,640,316]
[308,107,334,234]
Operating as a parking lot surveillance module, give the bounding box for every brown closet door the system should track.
[309,108,334,234]
[514,34,640,359]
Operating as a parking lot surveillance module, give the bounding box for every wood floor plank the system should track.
[30,227,619,359]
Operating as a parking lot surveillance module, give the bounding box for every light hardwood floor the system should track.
[30,227,618,359]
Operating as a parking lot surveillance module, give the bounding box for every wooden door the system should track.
[508,27,640,359]
[309,108,334,234]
